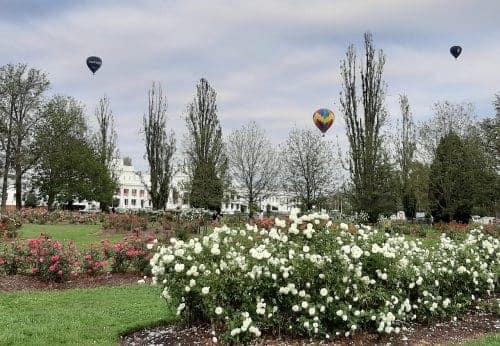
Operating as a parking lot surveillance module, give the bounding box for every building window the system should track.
[141,200,144,208]
[132,189,137,196]
[124,199,128,206]
[139,190,144,197]
[123,189,129,196]
[131,199,136,206]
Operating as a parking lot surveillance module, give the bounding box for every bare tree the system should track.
[184,78,227,211]
[0,64,49,210]
[396,94,417,217]
[396,95,416,182]
[143,82,176,210]
[282,128,334,211]
[227,121,280,217]
[418,101,476,162]
[93,95,119,211]
[339,32,390,221]
[94,95,118,168]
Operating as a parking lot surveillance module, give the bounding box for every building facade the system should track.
[113,159,296,213]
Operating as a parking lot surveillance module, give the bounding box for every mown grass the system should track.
[0,285,174,346]
[17,224,124,248]
[463,334,500,346]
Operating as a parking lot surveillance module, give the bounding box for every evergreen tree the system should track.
[184,78,227,211]
[429,133,473,222]
[142,82,176,210]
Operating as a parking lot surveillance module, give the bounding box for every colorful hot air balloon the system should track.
[86,56,102,74]
[313,108,335,135]
[450,46,462,59]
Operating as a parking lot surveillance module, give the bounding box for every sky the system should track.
[1,0,499,171]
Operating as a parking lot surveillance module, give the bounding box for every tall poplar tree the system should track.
[143,82,176,210]
[184,78,227,211]
[339,32,393,221]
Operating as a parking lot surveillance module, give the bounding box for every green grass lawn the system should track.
[463,334,500,346]
[18,224,125,248]
[0,285,175,346]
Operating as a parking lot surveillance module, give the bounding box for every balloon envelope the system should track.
[450,46,462,59]
[313,108,335,134]
[86,56,102,74]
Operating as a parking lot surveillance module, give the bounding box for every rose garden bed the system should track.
[149,210,499,344]
[0,214,498,345]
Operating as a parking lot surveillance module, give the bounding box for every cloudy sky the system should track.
[1,0,499,171]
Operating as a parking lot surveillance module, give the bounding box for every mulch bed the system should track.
[121,310,499,346]
[0,273,146,292]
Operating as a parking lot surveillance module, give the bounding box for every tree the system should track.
[93,95,119,211]
[33,96,115,210]
[143,82,176,210]
[184,78,227,211]
[396,94,417,218]
[281,128,334,211]
[477,95,500,170]
[429,132,474,223]
[0,64,49,210]
[339,32,391,222]
[409,161,430,213]
[227,121,280,217]
[418,101,476,162]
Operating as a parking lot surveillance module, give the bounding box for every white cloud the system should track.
[1,0,499,170]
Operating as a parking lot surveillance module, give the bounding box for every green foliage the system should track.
[151,211,499,343]
[0,214,22,238]
[101,233,155,274]
[0,63,50,209]
[190,161,223,210]
[23,192,39,208]
[430,132,497,223]
[33,96,116,209]
[185,78,228,211]
[409,161,431,213]
[103,214,149,233]
[142,83,176,210]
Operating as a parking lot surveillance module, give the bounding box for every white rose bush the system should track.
[150,209,499,343]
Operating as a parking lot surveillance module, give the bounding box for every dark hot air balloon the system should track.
[313,108,335,136]
[86,56,102,74]
[450,46,462,59]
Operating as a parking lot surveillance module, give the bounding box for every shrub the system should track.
[103,231,155,274]
[81,246,108,276]
[11,209,102,225]
[0,241,26,275]
[24,235,80,282]
[103,214,148,233]
[0,214,23,238]
[150,209,499,343]
[255,218,275,230]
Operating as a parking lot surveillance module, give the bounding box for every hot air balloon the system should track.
[313,108,335,136]
[86,56,102,74]
[450,46,462,59]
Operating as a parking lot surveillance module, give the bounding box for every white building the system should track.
[0,176,17,208]
[113,158,296,213]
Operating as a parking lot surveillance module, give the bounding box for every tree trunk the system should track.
[1,153,9,211]
[15,163,22,209]
[1,118,13,211]
[47,193,55,211]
